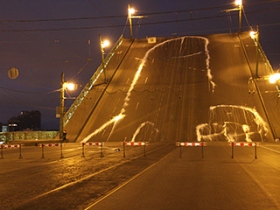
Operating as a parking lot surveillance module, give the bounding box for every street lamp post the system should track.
[99,35,110,83]
[250,28,259,78]
[235,0,243,32]
[128,4,135,39]
[59,72,76,140]
[60,72,65,140]
[127,5,144,39]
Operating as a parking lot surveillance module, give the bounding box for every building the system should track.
[8,111,41,131]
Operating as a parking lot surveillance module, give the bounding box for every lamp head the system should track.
[235,0,242,6]
[101,40,110,49]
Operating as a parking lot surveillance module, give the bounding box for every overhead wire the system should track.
[0,7,279,33]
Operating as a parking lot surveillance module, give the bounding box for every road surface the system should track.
[87,142,280,210]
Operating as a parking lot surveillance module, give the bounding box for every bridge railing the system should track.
[63,35,124,127]
[0,131,58,143]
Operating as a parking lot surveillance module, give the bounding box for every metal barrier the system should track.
[122,142,149,157]
[176,142,207,158]
[0,144,22,159]
[39,143,64,159]
[229,142,260,159]
[81,142,104,158]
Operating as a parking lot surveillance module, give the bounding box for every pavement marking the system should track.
[260,145,280,154]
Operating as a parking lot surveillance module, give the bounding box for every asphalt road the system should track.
[87,142,280,210]
[0,141,175,209]
[2,141,280,209]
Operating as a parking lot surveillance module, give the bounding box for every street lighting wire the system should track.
[0,85,59,94]
[1,0,277,24]
[0,4,226,23]
[0,6,279,34]
[0,1,278,24]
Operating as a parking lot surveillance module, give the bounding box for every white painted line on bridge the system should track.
[260,145,280,154]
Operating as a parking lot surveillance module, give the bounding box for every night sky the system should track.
[0,0,279,130]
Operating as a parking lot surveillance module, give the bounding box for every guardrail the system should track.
[64,35,124,127]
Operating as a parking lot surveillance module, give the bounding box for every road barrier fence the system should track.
[122,141,150,157]
[39,143,64,159]
[229,142,260,159]
[0,141,262,160]
[81,142,104,158]
[176,142,207,158]
[0,144,22,159]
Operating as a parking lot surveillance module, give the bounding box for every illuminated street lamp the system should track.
[127,5,144,39]
[99,35,110,83]
[224,0,243,32]
[250,28,259,78]
[269,73,280,84]
[59,72,76,139]
[128,4,136,39]
[235,0,243,32]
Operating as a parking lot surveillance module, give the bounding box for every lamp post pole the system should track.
[255,27,259,78]
[99,35,107,83]
[128,4,133,39]
[60,72,65,140]
[238,3,242,32]
[250,28,259,78]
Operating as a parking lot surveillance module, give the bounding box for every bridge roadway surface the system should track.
[66,32,280,143]
[87,142,280,210]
